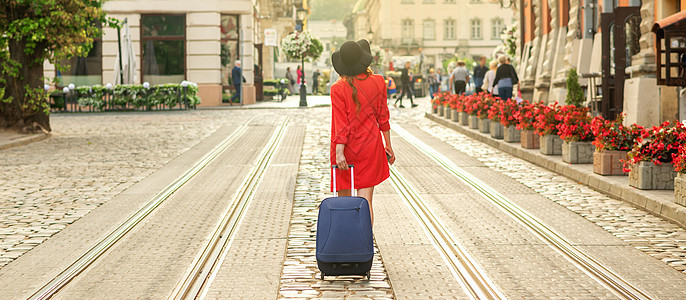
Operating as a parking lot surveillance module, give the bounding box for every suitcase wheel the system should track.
[366,271,370,280]
[320,273,325,280]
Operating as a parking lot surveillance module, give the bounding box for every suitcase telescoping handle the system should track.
[332,165,356,197]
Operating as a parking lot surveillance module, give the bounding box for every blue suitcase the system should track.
[316,165,374,280]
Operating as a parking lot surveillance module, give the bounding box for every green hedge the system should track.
[72,83,201,110]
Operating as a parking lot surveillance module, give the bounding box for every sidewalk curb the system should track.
[426,113,686,229]
[0,133,51,151]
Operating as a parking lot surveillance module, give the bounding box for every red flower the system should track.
[532,102,562,136]
[623,120,686,171]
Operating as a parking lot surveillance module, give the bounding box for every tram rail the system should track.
[389,166,505,300]
[169,119,289,300]
[27,117,257,300]
[392,124,653,300]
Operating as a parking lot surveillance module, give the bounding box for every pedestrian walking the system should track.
[394,61,417,108]
[427,68,439,99]
[285,67,296,94]
[493,55,519,100]
[297,65,304,91]
[437,68,445,92]
[312,69,321,95]
[473,56,488,93]
[482,60,499,96]
[386,76,397,99]
[330,39,395,225]
[450,61,469,95]
[230,60,246,103]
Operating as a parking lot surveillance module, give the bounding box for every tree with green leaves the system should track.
[566,68,584,107]
[0,0,116,132]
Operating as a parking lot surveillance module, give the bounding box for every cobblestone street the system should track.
[1,97,686,299]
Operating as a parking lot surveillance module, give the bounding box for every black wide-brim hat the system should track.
[332,39,373,76]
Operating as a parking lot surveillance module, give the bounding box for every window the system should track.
[444,0,456,3]
[423,19,435,40]
[402,19,414,40]
[423,0,434,3]
[220,15,240,88]
[141,14,186,85]
[471,18,482,39]
[491,18,504,40]
[470,0,481,2]
[401,0,413,3]
[444,19,456,40]
[56,22,102,86]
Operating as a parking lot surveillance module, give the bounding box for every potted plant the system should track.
[557,106,596,164]
[475,93,494,134]
[444,98,452,120]
[496,98,522,142]
[447,94,460,122]
[456,94,469,125]
[533,102,563,155]
[515,100,542,149]
[625,121,684,190]
[487,99,505,139]
[463,94,480,129]
[590,115,644,175]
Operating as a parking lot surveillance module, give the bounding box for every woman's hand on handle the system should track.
[335,143,349,170]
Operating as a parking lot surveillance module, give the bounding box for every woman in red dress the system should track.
[330,39,395,225]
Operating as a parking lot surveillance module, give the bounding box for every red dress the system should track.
[330,73,391,191]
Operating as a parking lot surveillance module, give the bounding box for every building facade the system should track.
[350,0,516,72]
[517,0,686,126]
[43,0,302,106]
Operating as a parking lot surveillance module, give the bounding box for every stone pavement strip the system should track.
[52,123,277,299]
[390,130,616,299]
[277,118,394,299]
[202,124,305,299]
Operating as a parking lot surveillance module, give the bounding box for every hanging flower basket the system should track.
[281,30,323,62]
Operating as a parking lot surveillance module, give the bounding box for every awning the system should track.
[652,10,686,37]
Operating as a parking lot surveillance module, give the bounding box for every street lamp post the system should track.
[296,7,308,107]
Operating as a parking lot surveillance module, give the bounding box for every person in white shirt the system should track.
[482,60,498,96]
[449,61,469,95]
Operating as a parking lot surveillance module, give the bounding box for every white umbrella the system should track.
[114,19,137,85]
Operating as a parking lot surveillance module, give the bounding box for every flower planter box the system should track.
[490,121,504,139]
[444,106,452,119]
[540,134,563,155]
[521,130,540,149]
[479,118,490,134]
[451,109,459,122]
[432,105,438,114]
[468,115,479,129]
[504,126,520,143]
[593,150,628,176]
[676,173,686,207]
[628,161,676,190]
[674,173,686,206]
[438,105,445,117]
[459,112,469,125]
[562,141,595,164]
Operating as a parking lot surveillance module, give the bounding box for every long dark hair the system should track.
[340,68,373,113]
